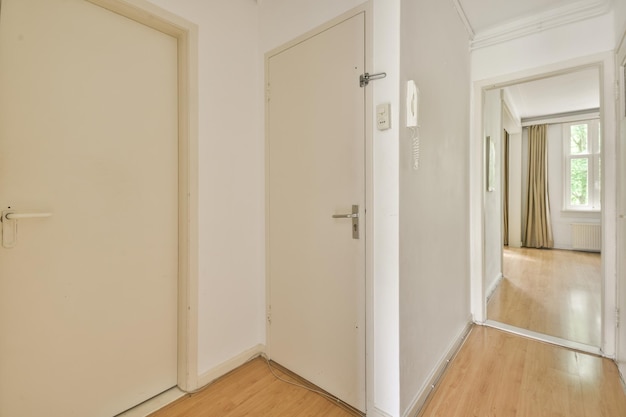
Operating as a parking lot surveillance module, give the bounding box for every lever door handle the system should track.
[331,205,360,239]
[3,212,52,220]
[332,213,359,219]
[1,210,53,248]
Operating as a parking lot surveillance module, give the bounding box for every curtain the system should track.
[524,124,554,248]
[503,130,509,246]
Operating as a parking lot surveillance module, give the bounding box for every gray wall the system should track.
[399,0,471,414]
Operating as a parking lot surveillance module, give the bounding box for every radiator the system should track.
[571,223,601,252]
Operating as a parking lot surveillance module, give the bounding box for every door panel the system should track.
[267,13,366,411]
[0,1,178,416]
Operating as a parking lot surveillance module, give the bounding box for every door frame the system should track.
[263,2,373,409]
[616,29,626,380]
[469,51,618,357]
[86,0,200,391]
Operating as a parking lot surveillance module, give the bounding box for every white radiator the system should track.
[571,223,601,252]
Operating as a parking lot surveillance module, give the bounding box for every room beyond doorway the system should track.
[488,247,601,348]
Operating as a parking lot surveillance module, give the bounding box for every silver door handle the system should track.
[331,205,359,239]
[4,212,52,220]
[332,213,359,219]
[1,210,53,249]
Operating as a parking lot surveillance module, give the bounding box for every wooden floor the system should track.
[147,327,626,417]
[488,247,601,346]
[148,357,357,417]
[419,326,626,417]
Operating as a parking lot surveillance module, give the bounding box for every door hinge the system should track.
[617,308,620,329]
[359,72,387,87]
[267,307,271,325]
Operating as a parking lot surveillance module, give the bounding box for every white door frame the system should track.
[87,0,200,391]
[469,51,618,357]
[264,2,373,409]
[616,30,626,379]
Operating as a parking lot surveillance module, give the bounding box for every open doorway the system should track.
[480,65,607,353]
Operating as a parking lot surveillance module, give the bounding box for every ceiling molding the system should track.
[452,0,475,40]
[470,0,612,50]
[521,108,600,126]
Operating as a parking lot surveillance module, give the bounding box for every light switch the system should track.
[376,103,391,131]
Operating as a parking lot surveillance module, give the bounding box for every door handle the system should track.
[332,205,359,239]
[1,210,53,248]
[3,211,52,220]
[331,213,359,219]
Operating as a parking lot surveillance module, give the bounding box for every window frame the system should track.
[562,119,601,212]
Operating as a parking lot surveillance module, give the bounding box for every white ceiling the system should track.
[456,0,612,37]
[504,68,600,120]
[456,0,607,119]
[458,0,572,34]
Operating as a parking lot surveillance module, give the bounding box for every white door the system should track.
[267,12,366,411]
[0,1,178,416]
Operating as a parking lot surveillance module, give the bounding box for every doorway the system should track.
[266,11,367,412]
[470,57,618,356]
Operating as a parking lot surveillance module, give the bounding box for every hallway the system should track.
[418,326,626,417]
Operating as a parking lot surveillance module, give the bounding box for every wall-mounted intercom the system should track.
[406,80,419,128]
[406,80,420,170]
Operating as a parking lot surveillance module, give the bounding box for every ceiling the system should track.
[456,0,612,37]
[456,0,608,119]
[503,68,600,120]
[458,0,573,34]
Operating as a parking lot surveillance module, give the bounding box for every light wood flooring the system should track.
[147,326,626,417]
[488,247,601,346]
[419,325,626,417]
[148,357,358,417]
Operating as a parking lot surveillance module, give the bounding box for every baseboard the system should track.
[485,273,503,302]
[197,343,266,388]
[617,362,626,394]
[402,319,474,417]
[367,406,395,417]
[116,387,186,417]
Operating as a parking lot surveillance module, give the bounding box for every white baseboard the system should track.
[485,273,503,302]
[116,387,186,417]
[401,319,474,417]
[368,406,395,417]
[619,363,626,394]
[197,343,266,388]
[119,344,266,417]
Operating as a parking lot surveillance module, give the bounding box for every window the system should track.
[563,119,601,211]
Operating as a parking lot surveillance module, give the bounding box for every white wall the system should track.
[472,13,615,81]
[470,12,618,355]
[144,0,266,378]
[616,0,626,47]
[259,1,402,416]
[398,0,471,415]
[483,89,503,296]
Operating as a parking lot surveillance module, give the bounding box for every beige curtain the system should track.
[524,124,554,248]
[503,130,509,246]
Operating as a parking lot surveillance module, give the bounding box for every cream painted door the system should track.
[267,12,366,411]
[0,1,178,416]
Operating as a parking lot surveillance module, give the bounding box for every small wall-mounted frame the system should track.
[486,136,495,192]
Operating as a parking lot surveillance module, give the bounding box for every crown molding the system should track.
[470,0,613,50]
[452,0,475,40]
